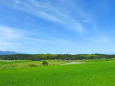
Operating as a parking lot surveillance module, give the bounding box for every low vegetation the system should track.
[0,59,114,86]
[42,61,48,66]
[0,60,68,69]
[0,54,115,86]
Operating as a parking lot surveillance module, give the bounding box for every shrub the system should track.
[42,61,48,66]
[28,64,38,67]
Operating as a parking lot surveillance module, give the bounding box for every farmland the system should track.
[0,59,115,86]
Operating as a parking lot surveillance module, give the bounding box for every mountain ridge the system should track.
[0,51,19,55]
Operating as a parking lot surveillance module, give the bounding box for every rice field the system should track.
[0,59,115,86]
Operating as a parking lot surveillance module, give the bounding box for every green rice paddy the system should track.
[0,59,115,86]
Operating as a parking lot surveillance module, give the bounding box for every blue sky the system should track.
[0,0,115,54]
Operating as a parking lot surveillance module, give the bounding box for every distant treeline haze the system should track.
[0,54,115,60]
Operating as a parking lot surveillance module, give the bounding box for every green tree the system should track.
[42,61,48,66]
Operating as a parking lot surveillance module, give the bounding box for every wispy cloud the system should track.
[0,0,106,35]
[10,0,85,34]
[0,25,22,51]
[0,0,112,54]
[0,25,25,39]
[0,25,71,51]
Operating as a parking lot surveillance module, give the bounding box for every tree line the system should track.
[0,54,115,60]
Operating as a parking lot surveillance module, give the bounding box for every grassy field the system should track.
[0,59,115,86]
[0,60,68,69]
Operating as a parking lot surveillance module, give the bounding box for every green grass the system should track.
[0,60,68,69]
[0,59,115,86]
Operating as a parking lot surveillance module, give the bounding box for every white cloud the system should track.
[0,25,72,51]
[38,11,65,23]
[10,0,85,34]
[0,0,99,35]
[0,25,25,51]
[0,25,20,39]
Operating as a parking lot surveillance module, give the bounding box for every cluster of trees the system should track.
[0,54,115,60]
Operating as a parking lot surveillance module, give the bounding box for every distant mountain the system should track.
[0,51,19,55]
